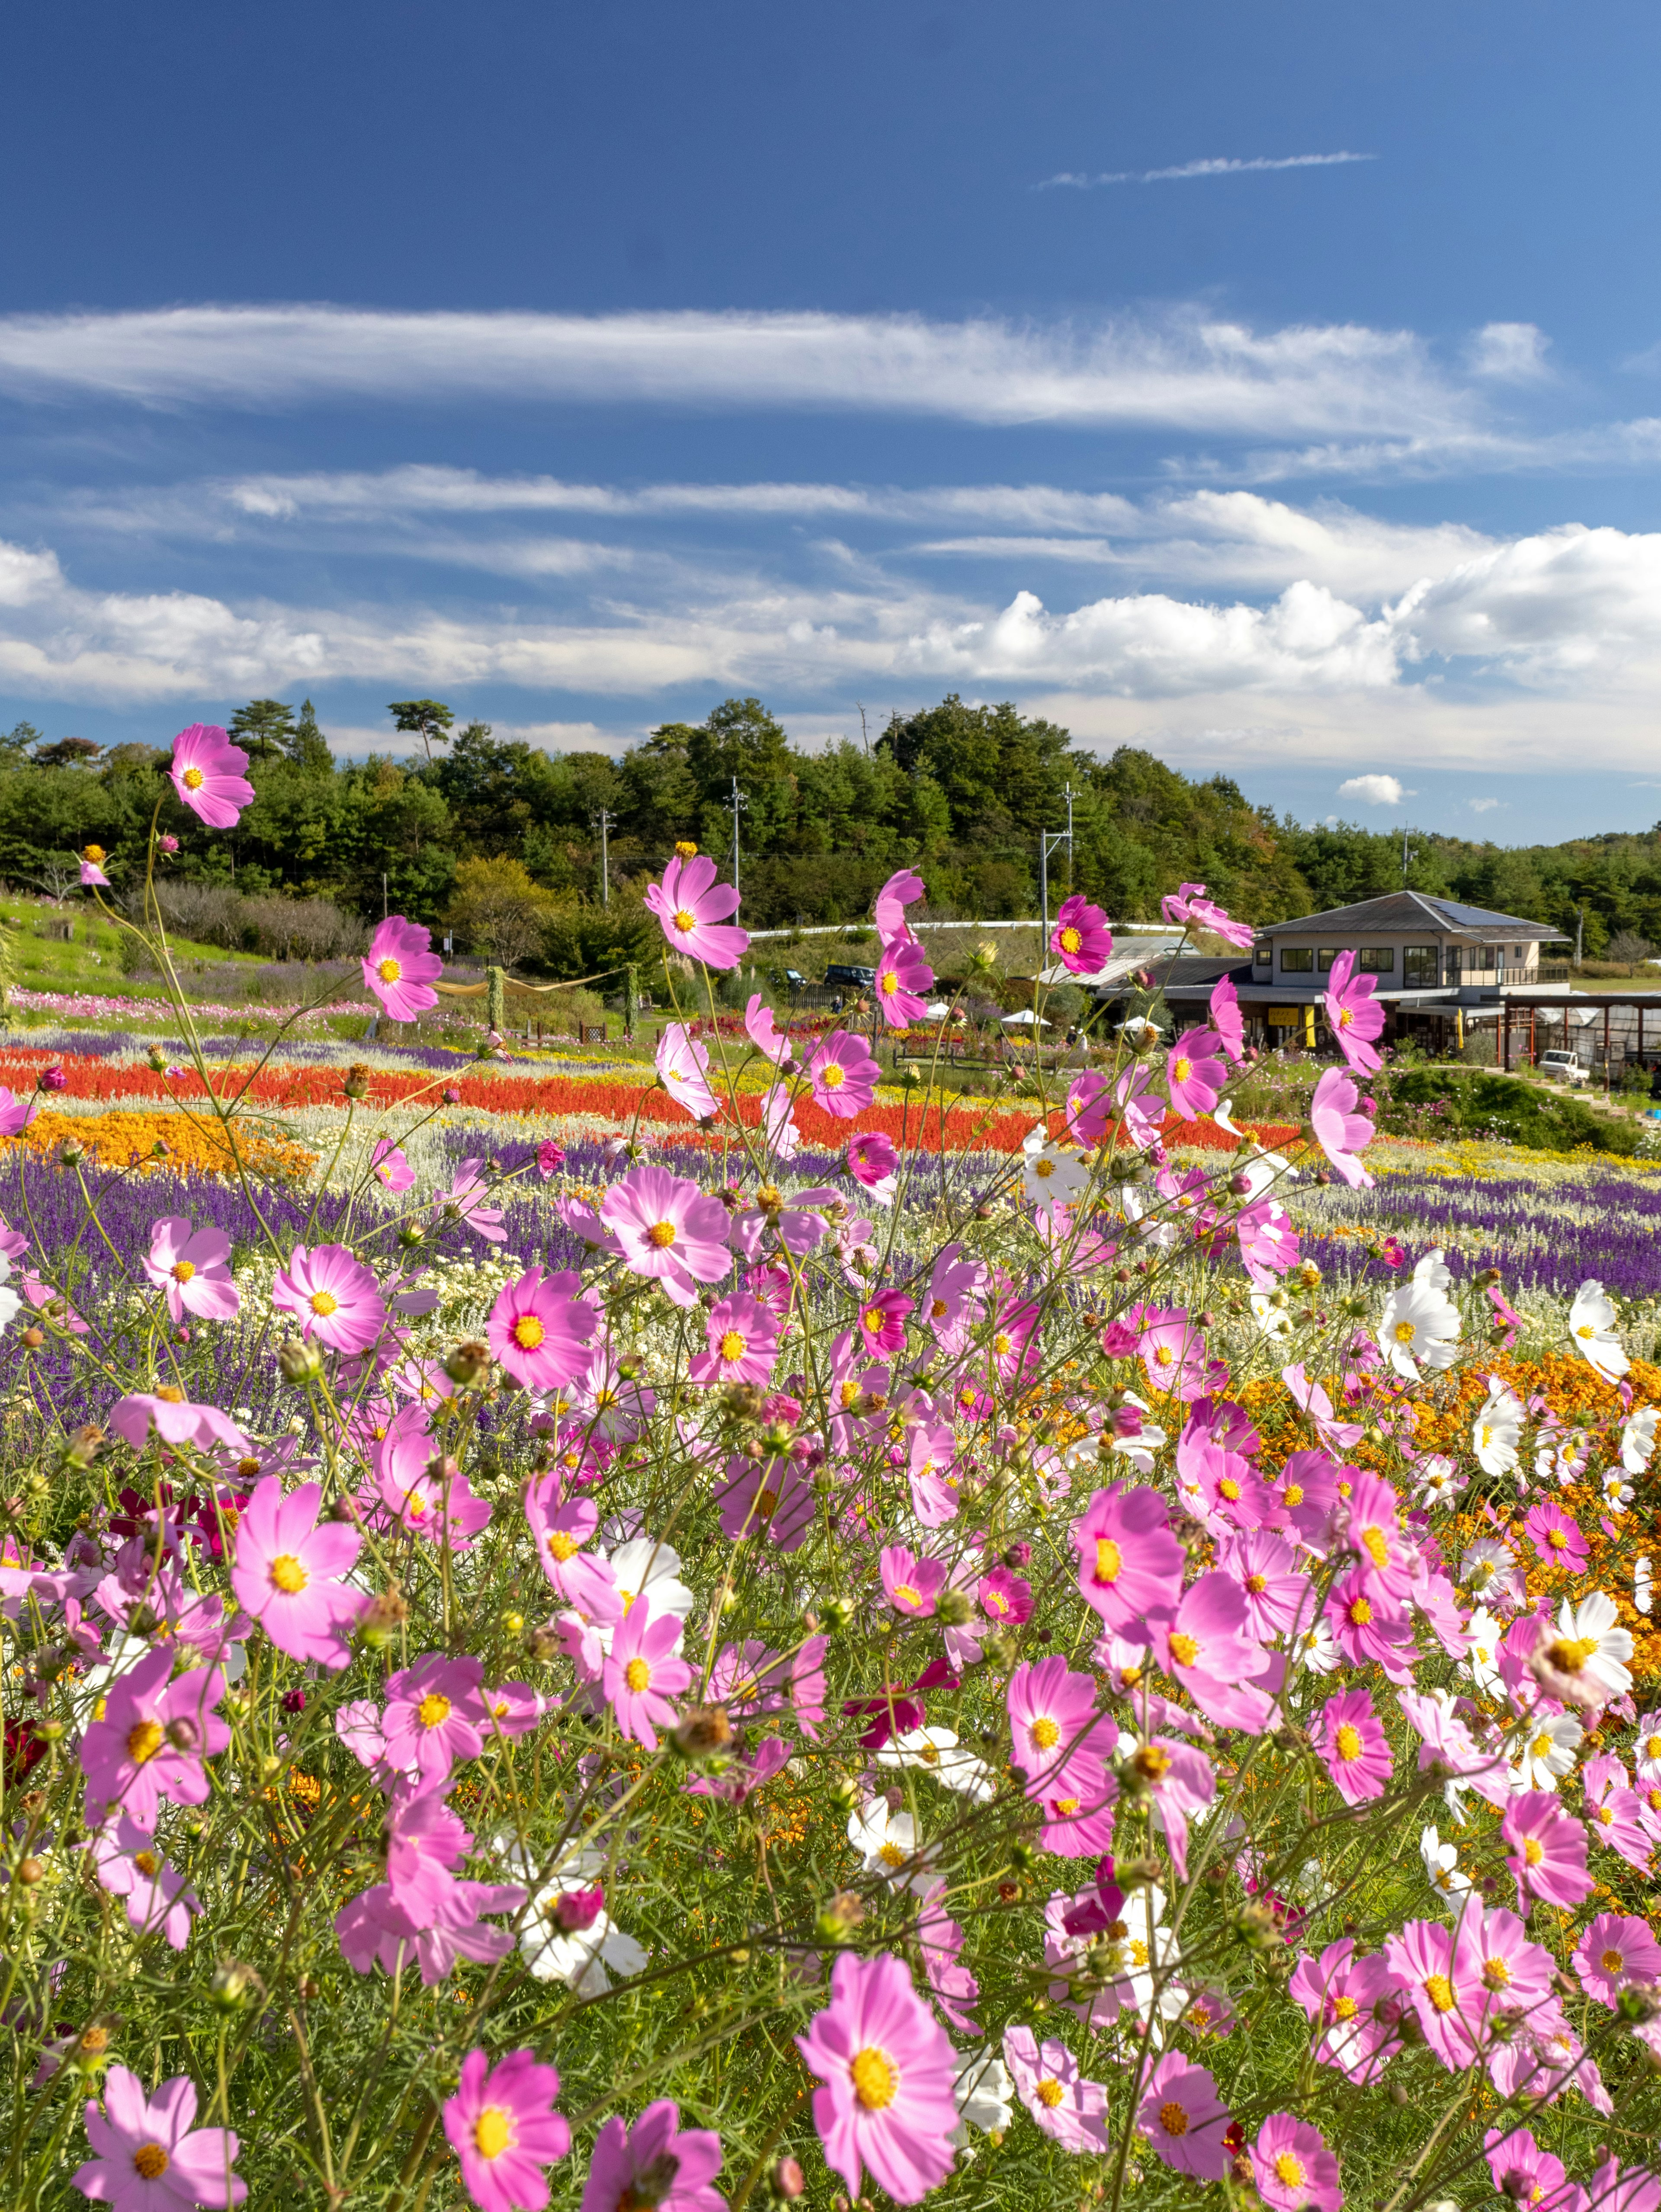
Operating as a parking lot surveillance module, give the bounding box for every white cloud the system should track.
[1465,322,1551,383]
[0,303,1475,441]
[1467,797,1504,813]
[1038,151,1375,189]
[1394,525,1661,680]
[1337,773,1408,806]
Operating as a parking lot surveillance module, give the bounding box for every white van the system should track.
[1538,1048,1589,1086]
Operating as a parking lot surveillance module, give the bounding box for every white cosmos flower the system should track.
[1378,1262,1460,1381]
[949,2047,1014,2146]
[1460,1607,1505,1694]
[1635,1708,1661,1781]
[847,1800,938,1891]
[1510,1711,1584,1791]
[1623,1407,1660,1475]
[1250,1291,1293,1341]
[1021,1130,1091,1211]
[1416,1455,1465,1505]
[1568,1279,1628,1383]
[1420,1825,1472,1913]
[599,1537,695,1655]
[1599,1468,1635,1514]
[1542,1590,1634,1702]
[1472,1377,1524,1478]
[1460,1537,1520,1607]
[1292,1618,1340,1674]
[875,1726,996,1802]
[1636,1557,1654,1620]
[505,1847,649,1995]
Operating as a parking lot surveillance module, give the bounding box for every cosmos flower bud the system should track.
[552,1884,606,1933]
[814,1891,865,1944]
[671,1706,734,1759]
[210,1962,256,2012]
[444,1340,492,1387]
[277,1337,324,1384]
[936,1588,974,1627]
[36,1064,66,1094]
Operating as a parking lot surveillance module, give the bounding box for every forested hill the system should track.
[3,694,1660,957]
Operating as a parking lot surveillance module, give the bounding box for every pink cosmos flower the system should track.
[1288,1939,1406,2084]
[1253,2114,1342,2212]
[979,1565,1033,1626]
[1001,2026,1108,2150]
[78,1645,228,1829]
[1325,1572,1416,1681]
[1324,949,1385,1076]
[536,1140,566,1178]
[1584,1753,1653,1871]
[1136,1308,1217,1400]
[1318,1687,1392,1804]
[109,1393,250,1457]
[1452,1901,1555,2049]
[273,1242,387,1354]
[382,1653,490,1782]
[1136,2051,1231,2179]
[712,1452,814,1549]
[760,1081,802,1161]
[1502,1792,1595,1909]
[1160,881,1254,950]
[1384,1919,1470,2069]
[168,722,254,829]
[80,848,110,887]
[655,1024,720,1119]
[601,1165,733,1306]
[443,2047,570,2212]
[375,1407,494,1548]
[1116,1060,1167,1154]
[1484,2128,1580,2212]
[371,1140,416,1193]
[645,852,747,970]
[89,1815,200,1950]
[1072,1483,1185,1632]
[142,1216,239,1325]
[856,1287,912,1355]
[383,1785,475,1918]
[580,2101,724,2212]
[1523,1496,1588,1571]
[848,1129,899,1192]
[1151,1573,1274,1732]
[1007,1655,1110,1797]
[1064,1068,1112,1148]
[1309,1067,1375,1190]
[603,1599,694,1750]
[228,1474,364,1668]
[874,867,925,938]
[880,1544,948,1618]
[434,1159,507,1242]
[1165,1026,1225,1118]
[1050,894,1112,976]
[74,2065,245,2209]
[1573,1911,1661,2006]
[744,992,792,1066]
[0,1086,36,1136]
[796,1950,958,2206]
[487,1266,596,1389]
[336,1875,526,1986]
[686,1292,779,1389]
[363,915,443,1022]
[1237,1200,1299,1289]
[1136,1735,1216,1881]
[874,936,933,1028]
[1209,971,1244,1061]
[807,1029,880,1118]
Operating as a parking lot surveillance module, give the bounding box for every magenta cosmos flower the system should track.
[142,1216,239,1325]
[1309,1067,1376,1190]
[796,1950,959,2205]
[1209,971,1244,1060]
[1318,1688,1392,1804]
[880,1543,948,1618]
[603,1599,694,1749]
[79,1645,228,1830]
[1072,1482,1185,1632]
[1523,1496,1588,1572]
[744,991,792,1065]
[168,723,254,830]
[1573,1911,1661,2006]
[645,852,747,970]
[874,867,924,938]
[874,936,933,1028]
[848,1130,899,1191]
[1253,2114,1342,2212]
[1502,1792,1594,1909]
[0,1085,36,1136]
[1384,1919,1471,2069]
[856,1287,913,1355]
[687,1292,778,1388]
[74,2065,245,2209]
[273,1242,387,1355]
[382,1652,490,1781]
[372,1140,416,1193]
[442,2047,569,2212]
[1050,894,1111,976]
[601,1165,733,1306]
[1136,2051,1231,2179]
[580,2102,724,2212]
[80,845,111,888]
[228,1474,365,1669]
[1007,1655,1109,1799]
[1165,1026,1225,1118]
[363,915,443,1022]
[90,1816,200,1950]
[806,1029,880,1118]
[1324,949,1386,1076]
[487,1267,595,1389]
[1160,880,1254,950]
[1001,2026,1108,2151]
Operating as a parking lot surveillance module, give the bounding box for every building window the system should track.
[1444,948,1461,986]
[1279,948,1314,973]
[1403,944,1437,987]
[1357,948,1395,973]
[1318,949,1338,973]
[1482,944,1497,970]
[1253,939,1271,967]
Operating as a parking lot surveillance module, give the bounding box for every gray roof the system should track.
[1263,890,1561,941]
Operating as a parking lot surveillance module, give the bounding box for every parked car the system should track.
[1538,1048,1589,1085]
[822,962,876,989]
[769,967,807,992]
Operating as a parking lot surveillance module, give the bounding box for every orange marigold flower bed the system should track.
[19,1108,316,1182]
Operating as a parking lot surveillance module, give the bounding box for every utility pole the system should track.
[1400,824,1417,884]
[730,775,745,897]
[1064,783,1075,893]
[382,871,388,919]
[1039,804,1075,956]
[1575,905,1585,968]
[593,809,612,907]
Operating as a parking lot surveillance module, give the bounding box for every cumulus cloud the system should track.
[1337,774,1409,807]
[1465,322,1551,382]
[1394,525,1661,680]
[1467,797,1504,813]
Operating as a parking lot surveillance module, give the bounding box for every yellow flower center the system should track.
[1338,1007,1354,1029]
[880,972,899,994]
[1174,1058,1193,1084]
[1135,1744,1172,1782]
[170,1260,196,1284]
[821,1063,846,1089]
[1246,1573,1266,1594]
[133,1850,159,1878]
[377,957,402,983]
[1603,1946,1625,1972]
[546,1530,578,1562]
[1393,1320,1417,1343]
[1523,1837,1544,1865]
[1036,2077,1065,2108]
[892,1582,922,1608]
[1283,1483,1304,1507]
[1577,1323,1595,1340]
[1169,1631,1199,1665]
[84,844,106,864]
[1348,1597,1372,1626]
[1154,1344,1174,1366]
[1219,1477,1241,1501]
[1276,2152,1307,2188]
[1031,1716,1061,1749]
[1547,1530,1569,1551]
[126,1719,164,1765]
[648,1220,677,1248]
[878,1841,907,1867]
[417,1693,452,1730]
[850,2048,898,2110]
[1093,1537,1122,1585]
[1059,927,1082,954]
[625,1657,651,1692]
[1547,1635,1599,1672]
[672,908,696,933]
[474,2106,513,2161]
[155,1385,185,1402]
[1484,1956,1510,1990]
[134,2145,170,2179]
[1360,1527,1388,1569]
[1158,2101,1189,2138]
[269,1553,308,1595]
[1334,1723,1362,1762]
[513,1315,546,1350]
[863,1307,885,1335]
[309,1290,339,1317]
[1333,1995,1357,2020]
[1423,1973,1455,2013]
[1530,1733,1553,1760]
[182,765,205,790]
[718,1330,746,1361]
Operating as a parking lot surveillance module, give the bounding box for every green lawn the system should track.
[0,890,263,998]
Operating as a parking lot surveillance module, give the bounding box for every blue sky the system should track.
[3,0,1661,842]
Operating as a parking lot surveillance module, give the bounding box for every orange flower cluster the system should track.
[17,1108,315,1183]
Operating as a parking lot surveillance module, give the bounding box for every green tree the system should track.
[288,699,334,775]
[388,698,455,765]
[228,699,296,761]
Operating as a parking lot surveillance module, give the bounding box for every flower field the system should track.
[6,799,1661,2212]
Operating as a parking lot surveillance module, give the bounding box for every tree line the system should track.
[3,694,1658,969]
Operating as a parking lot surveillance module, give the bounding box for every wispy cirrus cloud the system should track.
[1036,152,1375,190]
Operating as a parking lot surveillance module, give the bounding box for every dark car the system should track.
[822,962,876,989]
[769,967,807,992]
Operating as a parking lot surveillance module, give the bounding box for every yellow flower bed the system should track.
[19,1107,316,1182]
